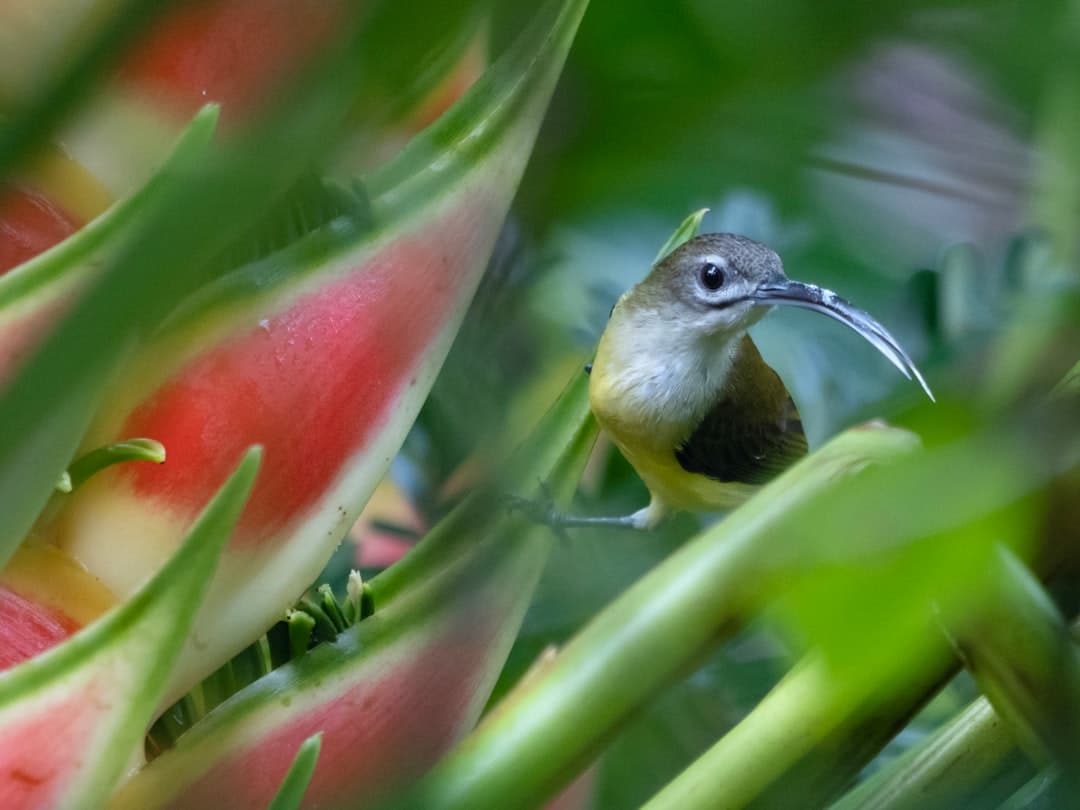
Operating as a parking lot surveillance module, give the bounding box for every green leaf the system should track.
[652,208,709,264]
[0,107,223,572]
[0,104,218,314]
[0,447,259,807]
[766,431,1043,687]
[267,734,322,810]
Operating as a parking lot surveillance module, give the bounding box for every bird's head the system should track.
[629,232,933,398]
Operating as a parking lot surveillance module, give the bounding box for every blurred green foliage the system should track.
[398,0,1080,807]
[6,0,1078,804]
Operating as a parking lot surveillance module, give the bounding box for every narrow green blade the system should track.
[0,448,259,807]
[267,734,322,810]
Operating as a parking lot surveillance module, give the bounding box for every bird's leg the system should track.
[544,512,644,530]
[505,494,666,532]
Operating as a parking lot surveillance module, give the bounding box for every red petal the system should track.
[120,0,347,121]
[0,588,80,672]
[121,203,488,542]
[0,686,97,809]
[162,625,491,809]
[0,184,81,276]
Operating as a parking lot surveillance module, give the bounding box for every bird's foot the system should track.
[502,492,560,525]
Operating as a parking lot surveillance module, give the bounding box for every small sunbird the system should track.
[568,225,933,531]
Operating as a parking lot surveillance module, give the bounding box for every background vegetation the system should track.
[3,0,1079,806]
[393,1,1080,806]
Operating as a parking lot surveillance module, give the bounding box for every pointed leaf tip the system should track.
[193,102,222,132]
[654,208,709,264]
[267,733,323,810]
[0,445,263,808]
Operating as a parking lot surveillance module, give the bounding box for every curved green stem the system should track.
[642,630,959,810]
[409,425,917,810]
[832,695,1032,810]
[645,656,843,810]
[948,548,1080,778]
[65,438,166,491]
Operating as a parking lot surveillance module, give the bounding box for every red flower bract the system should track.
[120,201,491,543]
[0,588,80,672]
[0,685,98,810]
[120,0,348,122]
[0,185,81,276]
[162,628,492,810]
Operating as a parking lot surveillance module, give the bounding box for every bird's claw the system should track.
[502,488,574,544]
[503,492,553,522]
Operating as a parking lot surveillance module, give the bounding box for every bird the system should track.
[568,231,933,531]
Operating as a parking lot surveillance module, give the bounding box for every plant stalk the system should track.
[409,425,918,810]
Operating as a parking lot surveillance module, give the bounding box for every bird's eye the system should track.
[699,262,725,291]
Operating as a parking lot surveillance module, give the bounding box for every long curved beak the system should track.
[752,280,934,401]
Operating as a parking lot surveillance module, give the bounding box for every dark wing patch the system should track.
[674,336,808,485]
[675,396,807,484]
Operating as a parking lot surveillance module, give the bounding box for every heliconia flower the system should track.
[0,181,83,277]
[53,0,488,196]
[0,113,215,386]
[109,525,556,810]
[44,0,588,702]
[0,544,116,671]
[0,0,485,551]
[0,0,484,385]
[0,0,589,804]
[0,147,114,389]
[111,363,596,810]
[117,0,353,123]
[0,450,259,810]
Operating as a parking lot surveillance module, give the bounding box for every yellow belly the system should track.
[614,438,757,512]
[589,364,757,514]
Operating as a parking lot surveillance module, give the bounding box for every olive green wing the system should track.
[674,336,808,485]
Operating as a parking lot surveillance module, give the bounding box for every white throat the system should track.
[598,305,742,438]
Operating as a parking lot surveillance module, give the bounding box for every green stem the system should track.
[643,631,958,810]
[40,438,165,527]
[645,656,847,810]
[656,534,1068,809]
[411,425,917,810]
[948,548,1080,779]
[998,769,1063,810]
[286,610,317,660]
[750,658,955,809]
[832,696,1032,810]
[65,438,166,491]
